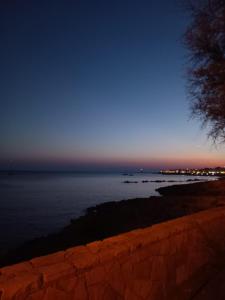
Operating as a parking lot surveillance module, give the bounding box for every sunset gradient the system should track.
[1,0,225,171]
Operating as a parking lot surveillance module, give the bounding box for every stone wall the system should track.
[1,207,225,300]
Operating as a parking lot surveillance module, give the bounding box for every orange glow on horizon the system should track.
[4,152,225,170]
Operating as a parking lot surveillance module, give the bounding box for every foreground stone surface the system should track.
[1,207,225,299]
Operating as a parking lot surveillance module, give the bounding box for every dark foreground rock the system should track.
[1,179,225,267]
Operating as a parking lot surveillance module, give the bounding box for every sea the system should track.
[0,171,215,252]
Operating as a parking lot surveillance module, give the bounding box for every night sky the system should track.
[1,0,225,171]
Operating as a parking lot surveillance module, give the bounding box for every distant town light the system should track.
[160,167,225,177]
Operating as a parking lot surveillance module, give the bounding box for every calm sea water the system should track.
[0,172,213,251]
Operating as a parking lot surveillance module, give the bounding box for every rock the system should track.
[123,181,138,184]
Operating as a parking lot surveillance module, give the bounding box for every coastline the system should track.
[1,177,225,267]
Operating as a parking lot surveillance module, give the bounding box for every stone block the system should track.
[65,246,99,270]
[86,241,102,254]
[0,272,41,300]
[120,260,134,282]
[72,276,88,300]
[37,262,75,284]
[26,289,46,300]
[104,261,126,295]
[43,286,70,300]
[31,251,65,268]
[0,262,33,276]
[150,256,167,282]
[124,286,142,300]
[54,275,78,293]
[147,282,167,300]
[88,283,122,300]
[85,265,106,286]
[132,279,153,299]
[176,264,187,285]
[131,259,152,280]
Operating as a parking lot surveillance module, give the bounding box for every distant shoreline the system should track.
[1,177,224,267]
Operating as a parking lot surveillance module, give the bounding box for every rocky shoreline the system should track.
[1,178,225,267]
[123,178,202,183]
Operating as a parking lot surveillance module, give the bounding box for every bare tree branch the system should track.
[184,0,225,143]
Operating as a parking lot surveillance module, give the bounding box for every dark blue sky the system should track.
[1,0,224,171]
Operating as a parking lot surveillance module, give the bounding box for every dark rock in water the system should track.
[122,173,134,176]
[123,181,138,184]
[142,180,149,183]
[150,180,166,183]
[186,179,201,182]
